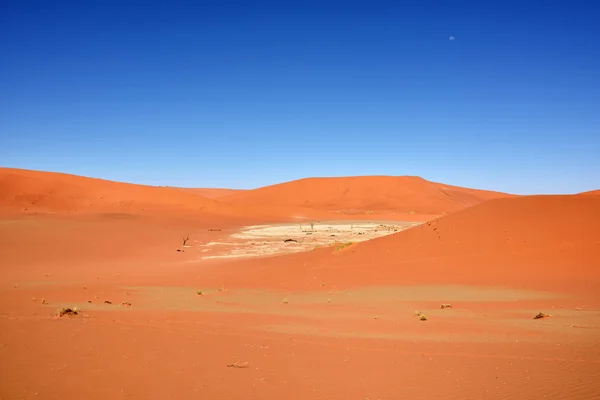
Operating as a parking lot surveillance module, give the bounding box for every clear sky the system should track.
[1,0,599,194]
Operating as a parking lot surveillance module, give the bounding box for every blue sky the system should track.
[1,0,599,194]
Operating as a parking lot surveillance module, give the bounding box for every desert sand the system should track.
[578,189,600,196]
[1,168,599,400]
[176,187,248,199]
[220,175,513,215]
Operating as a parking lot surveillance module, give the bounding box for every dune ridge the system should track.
[0,167,234,216]
[578,189,600,196]
[175,187,247,199]
[220,175,513,215]
[1,168,513,218]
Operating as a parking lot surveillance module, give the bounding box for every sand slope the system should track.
[578,189,600,196]
[344,194,600,284]
[220,176,513,214]
[0,168,236,216]
[207,195,600,292]
[176,187,247,199]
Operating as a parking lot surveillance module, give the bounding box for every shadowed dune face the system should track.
[219,175,513,215]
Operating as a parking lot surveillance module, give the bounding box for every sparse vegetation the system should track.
[440,304,453,309]
[121,301,132,307]
[282,297,289,304]
[196,289,203,296]
[57,307,79,317]
[41,298,47,304]
[104,300,112,304]
[335,242,353,251]
[310,222,314,230]
[534,312,551,319]
[182,233,190,246]
[415,310,428,321]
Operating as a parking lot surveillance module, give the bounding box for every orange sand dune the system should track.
[201,194,600,293]
[2,186,599,399]
[0,167,238,216]
[220,175,513,215]
[578,189,600,196]
[176,187,247,199]
[0,168,398,223]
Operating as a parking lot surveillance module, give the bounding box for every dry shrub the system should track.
[57,307,79,317]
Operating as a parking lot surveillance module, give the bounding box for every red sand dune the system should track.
[0,168,393,223]
[201,194,600,293]
[176,187,247,199]
[2,173,600,399]
[578,189,600,196]
[220,175,513,215]
[0,168,512,221]
[0,167,237,216]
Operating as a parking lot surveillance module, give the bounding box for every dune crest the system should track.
[220,175,513,215]
[578,189,600,196]
[0,168,234,216]
[176,187,247,199]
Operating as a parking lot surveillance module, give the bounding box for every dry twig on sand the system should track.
[227,362,249,369]
[414,310,428,321]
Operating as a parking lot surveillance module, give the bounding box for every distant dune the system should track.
[1,169,514,218]
[0,168,235,216]
[220,176,513,215]
[176,187,247,199]
[214,194,600,291]
[578,189,600,196]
